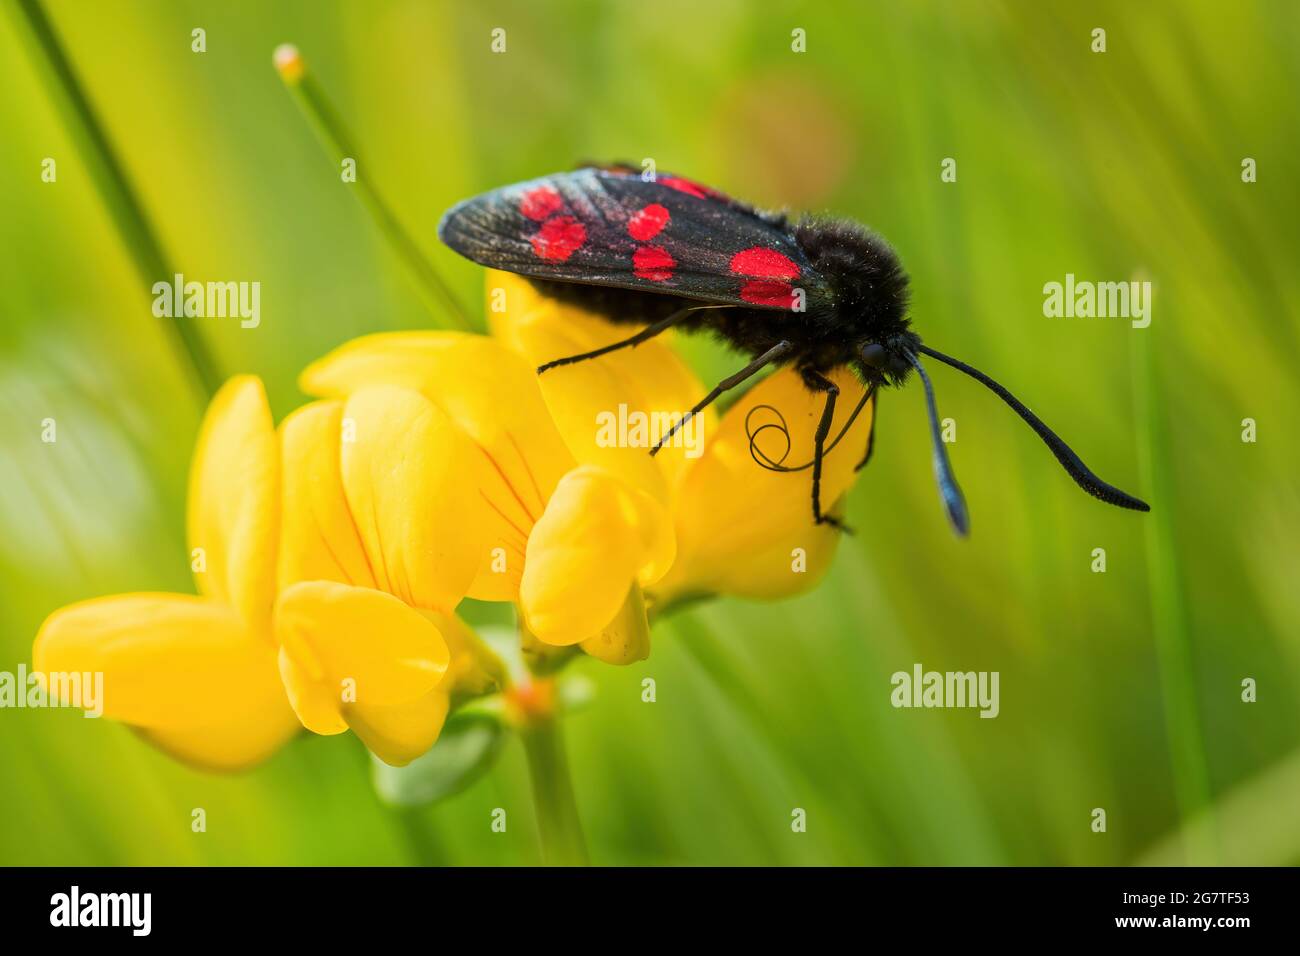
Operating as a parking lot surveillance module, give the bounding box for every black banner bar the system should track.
[0,866,1285,941]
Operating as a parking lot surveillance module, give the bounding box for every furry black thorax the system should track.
[527,215,916,388]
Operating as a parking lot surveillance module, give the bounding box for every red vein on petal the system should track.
[505,430,546,516]
[479,445,536,526]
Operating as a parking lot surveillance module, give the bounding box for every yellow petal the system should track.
[348,689,450,767]
[488,270,710,499]
[137,714,298,773]
[486,269,546,357]
[33,593,297,770]
[340,386,491,611]
[274,581,450,736]
[579,583,651,665]
[660,366,872,599]
[187,375,279,632]
[520,466,674,645]
[278,645,347,736]
[658,515,843,603]
[280,632,451,766]
[277,401,377,591]
[300,331,576,602]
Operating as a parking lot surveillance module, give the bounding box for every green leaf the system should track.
[371,715,506,808]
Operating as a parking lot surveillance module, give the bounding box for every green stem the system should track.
[520,715,589,866]
[1132,332,1216,864]
[275,47,473,331]
[10,0,221,400]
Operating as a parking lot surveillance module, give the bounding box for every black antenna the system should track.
[903,350,970,536]
[915,343,1150,512]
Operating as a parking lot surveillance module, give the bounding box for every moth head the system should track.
[859,338,916,385]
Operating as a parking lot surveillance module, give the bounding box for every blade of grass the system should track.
[1132,331,1216,865]
[8,0,220,400]
[272,45,472,331]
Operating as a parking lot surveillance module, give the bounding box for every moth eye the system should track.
[861,343,889,369]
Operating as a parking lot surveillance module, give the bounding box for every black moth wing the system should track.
[437,167,835,312]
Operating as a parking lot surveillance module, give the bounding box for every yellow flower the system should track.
[27,268,870,782]
[299,329,674,665]
[487,271,874,610]
[300,267,872,666]
[273,386,501,765]
[32,377,299,771]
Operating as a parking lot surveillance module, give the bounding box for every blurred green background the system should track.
[2,0,1297,866]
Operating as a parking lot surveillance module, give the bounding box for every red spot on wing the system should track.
[520,186,563,221]
[730,246,801,279]
[739,279,797,308]
[628,203,670,241]
[531,216,587,261]
[659,176,709,199]
[633,245,675,282]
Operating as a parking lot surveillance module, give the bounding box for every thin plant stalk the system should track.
[273,45,472,331]
[1132,332,1216,865]
[520,714,589,866]
[512,617,589,866]
[10,0,221,399]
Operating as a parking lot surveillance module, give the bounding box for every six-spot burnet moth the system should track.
[438,164,1150,535]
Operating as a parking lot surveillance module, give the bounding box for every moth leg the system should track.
[803,370,851,532]
[854,393,878,472]
[650,340,793,455]
[538,306,694,374]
